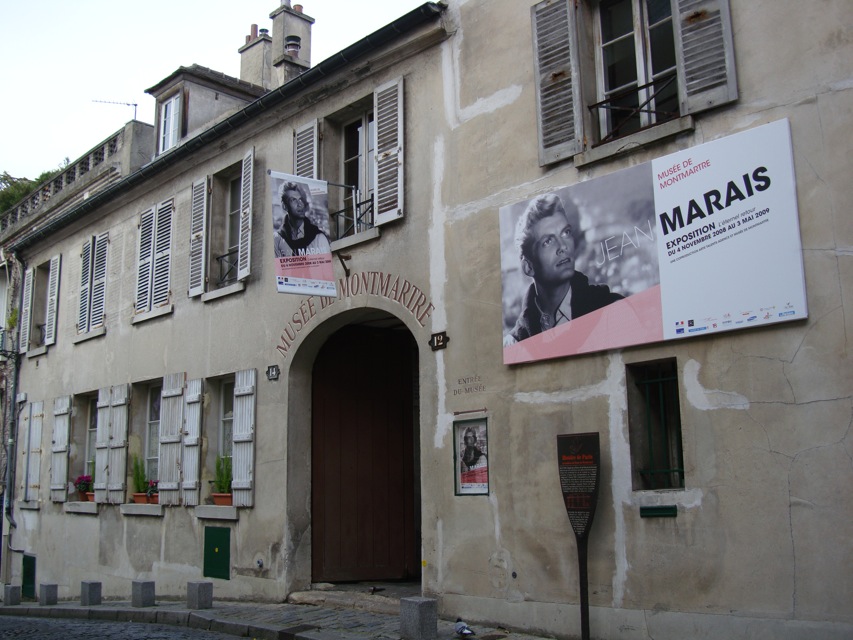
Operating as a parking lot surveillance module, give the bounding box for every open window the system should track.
[294,77,404,243]
[531,0,737,164]
[158,92,182,153]
[19,255,61,354]
[188,148,254,297]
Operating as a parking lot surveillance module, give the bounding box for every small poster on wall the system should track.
[454,418,489,495]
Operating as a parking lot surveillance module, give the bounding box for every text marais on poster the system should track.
[655,118,806,340]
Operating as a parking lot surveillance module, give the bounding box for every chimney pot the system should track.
[259,28,269,37]
[284,35,302,56]
[251,24,258,39]
[293,4,303,13]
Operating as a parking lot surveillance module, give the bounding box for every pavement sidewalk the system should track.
[0,594,555,640]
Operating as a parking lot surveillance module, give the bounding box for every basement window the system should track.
[626,358,684,490]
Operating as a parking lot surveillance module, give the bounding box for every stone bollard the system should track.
[131,580,155,608]
[400,596,438,640]
[39,583,58,606]
[3,584,21,606]
[186,581,213,609]
[80,581,102,606]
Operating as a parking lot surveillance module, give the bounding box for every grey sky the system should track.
[0,0,426,179]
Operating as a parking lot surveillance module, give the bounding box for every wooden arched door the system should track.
[311,325,420,582]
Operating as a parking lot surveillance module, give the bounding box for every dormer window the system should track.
[159,93,181,153]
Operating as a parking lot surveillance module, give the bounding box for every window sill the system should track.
[202,281,245,303]
[194,505,238,521]
[64,501,98,515]
[25,346,47,359]
[120,503,164,517]
[574,116,694,168]
[17,500,39,510]
[72,326,106,345]
[632,487,703,509]
[330,227,381,253]
[131,304,174,325]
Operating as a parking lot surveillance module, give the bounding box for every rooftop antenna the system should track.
[92,99,138,120]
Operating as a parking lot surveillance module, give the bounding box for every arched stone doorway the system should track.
[310,320,421,582]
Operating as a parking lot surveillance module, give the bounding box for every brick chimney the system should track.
[270,0,314,88]
[239,23,273,89]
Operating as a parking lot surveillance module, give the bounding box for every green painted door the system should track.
[203,527,230,580]
[22,554,36,599]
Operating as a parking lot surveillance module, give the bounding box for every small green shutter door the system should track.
[22,554,36,599]
[203,527,230,580]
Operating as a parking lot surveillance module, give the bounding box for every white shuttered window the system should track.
[50,396,72,503]
[158,373,185,505]
[231,369,256,507]
[78,232,109,333]
[531,0,737,165]
[136,199,173,313]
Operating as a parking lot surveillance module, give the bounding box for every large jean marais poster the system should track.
[500,119,807,364]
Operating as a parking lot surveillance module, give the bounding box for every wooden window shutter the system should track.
[50,396,72,503]
[23,402,43,502]
[373,78,405,226]
[294,120,318,179]
[135,207,155,313]
[93,387,111,503]
[106,384,130,504]
[158,373,186,505]
[532,0,582,165]
[182,378,203,505]
[89,232,109,329]
[237,147,254,281]
[19,267,33,354]
[674,0,738,115]
[43,254,61,346]
[78,238,93,333]
[232,368,256,507]
[152,199,173,307]
[188,177,209,297]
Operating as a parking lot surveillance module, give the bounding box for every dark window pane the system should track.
[600,0,633,42]
[603,36,638,92]
[649,21,676,75]
[646,0,671,25]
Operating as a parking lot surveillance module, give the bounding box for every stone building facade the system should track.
[0,1,850,639]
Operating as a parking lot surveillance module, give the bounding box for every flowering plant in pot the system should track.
[146,480,159,503]
[212,455,233,506]
[74,474,93,500]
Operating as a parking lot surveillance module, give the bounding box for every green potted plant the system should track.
[131,455,149,503]
[212,454,233,506]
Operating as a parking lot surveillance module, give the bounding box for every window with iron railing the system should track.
[593,0,678,144]
[627,358,685,490]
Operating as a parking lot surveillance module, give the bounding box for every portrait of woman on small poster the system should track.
[455,420,489,495]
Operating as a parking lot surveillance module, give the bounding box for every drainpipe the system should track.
[1,252,25,585]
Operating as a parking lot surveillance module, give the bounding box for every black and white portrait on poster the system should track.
[500,163,660,363]
[454,419,489,495]
[269,171,336,297]
[498,119,807,365]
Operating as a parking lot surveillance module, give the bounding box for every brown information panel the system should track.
[557,433,600,539]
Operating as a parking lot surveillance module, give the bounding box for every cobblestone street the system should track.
[0,614,236,639]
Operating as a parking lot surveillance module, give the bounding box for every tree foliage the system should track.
[0,168,62,214]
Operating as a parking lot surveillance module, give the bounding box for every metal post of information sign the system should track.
[557,433,600,640]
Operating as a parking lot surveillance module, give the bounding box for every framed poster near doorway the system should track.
[454,418,489,495]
